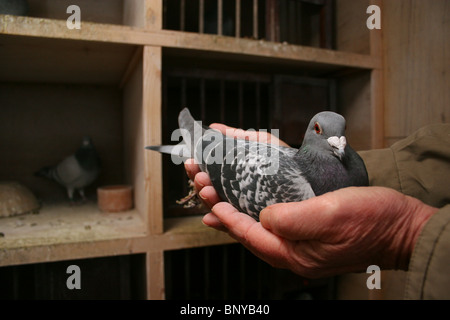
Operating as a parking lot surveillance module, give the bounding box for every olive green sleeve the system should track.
[357,124,450,299]
[359,123,450,208]
[404,204,450,299]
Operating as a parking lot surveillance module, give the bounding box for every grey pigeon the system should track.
[36,136,101,203]
[147,108,368,220]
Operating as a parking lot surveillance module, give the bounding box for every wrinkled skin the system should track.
[184,123,438,279]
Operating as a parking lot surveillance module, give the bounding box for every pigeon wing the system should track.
[217,140,315,220]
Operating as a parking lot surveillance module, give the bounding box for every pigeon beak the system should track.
[327,136,346,160]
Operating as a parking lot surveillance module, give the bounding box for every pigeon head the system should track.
[302,111,347,161]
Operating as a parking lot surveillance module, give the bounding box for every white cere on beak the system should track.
[327,136,347,160]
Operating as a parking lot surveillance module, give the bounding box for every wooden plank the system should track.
[335,0,370,54]
[0,215,235,267]
[27,0,123,25]
[143,46,163,235]
[370,68,384,148]
[146,251,165,299]
[0,203,145,251]
[0,15,380,70]
[0,34,135,84]
[338,72,373,151]
[123,0,146,28]
[123,54,148,226]
[369,0,384,149]
[146,0,163,30]
[120,45,143,88]
[383,0,450,142]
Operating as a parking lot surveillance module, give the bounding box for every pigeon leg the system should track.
[79,189,88,203]
[176,179,200,208]
[67,188,76,206]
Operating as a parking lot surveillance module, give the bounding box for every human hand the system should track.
[204,123,290,147]
[184,124,438,278]
[187,173,437,278]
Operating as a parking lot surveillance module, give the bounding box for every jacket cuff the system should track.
[404,205,450,299]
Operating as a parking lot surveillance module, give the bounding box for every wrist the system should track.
[395,197,438,270]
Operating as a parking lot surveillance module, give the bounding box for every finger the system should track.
[202,212,227,232]
[210,124,260,142]
[198,186,221,208]
[259,189,352,241]
[210,123,289,147]
[210,203,291,263]
[184,158,200,181]
[210,202,294,269]
[259,187,388,241]
[193,172,212,192]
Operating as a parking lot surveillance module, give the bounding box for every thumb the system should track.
[259,197,338,241]
[259,187,375,241]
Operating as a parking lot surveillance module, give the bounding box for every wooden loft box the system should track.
[0,0,383,299]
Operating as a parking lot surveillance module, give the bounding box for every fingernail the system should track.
[195,176,205,189]
[199,190,207,200]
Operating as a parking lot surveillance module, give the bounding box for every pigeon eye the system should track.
[314,122,322,134]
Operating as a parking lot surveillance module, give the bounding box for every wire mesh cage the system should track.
[165,243,334,299]
[163,0,334,48]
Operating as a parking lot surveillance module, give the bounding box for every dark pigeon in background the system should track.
[36,136,101,203]
[147,108,368,220]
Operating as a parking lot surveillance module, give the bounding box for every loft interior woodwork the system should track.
[0,0,385,299]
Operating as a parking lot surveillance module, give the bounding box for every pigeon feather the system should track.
[36,136,101,202]
[147,108,368,220]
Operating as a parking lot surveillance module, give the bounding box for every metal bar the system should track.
[185,249,190,299]
[181,78,187,197]
[235,0,241,37]
[253,0,258,39]
[218,0,223,35]
[180,0,185,31]
[200,78,206,120]
[181,78,187,107]
[239,246,245,299]
[265,0,279,41]
[256,82,261,130]
[204,247,210,298]
[301,0,326,5]
[164,66,271,83]
[256,256,262,299]
[199,0,204,33]
[238,81,243,128]
[220,80,225,123]
[223,245,228,299]
[321,0,333,49]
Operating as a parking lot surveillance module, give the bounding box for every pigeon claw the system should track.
[176,179,201,209]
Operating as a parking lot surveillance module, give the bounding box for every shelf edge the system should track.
[0,15,381,70]
[0,216,235,267]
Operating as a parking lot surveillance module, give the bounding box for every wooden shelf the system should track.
[0,202,145,248]
[0,0,384,298]
[0,202,147,266]
[0,209,234,267]
[162,215,236,251]
[0,33,137,84]
[0,15,381,72]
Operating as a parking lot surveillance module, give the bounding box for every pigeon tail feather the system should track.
[145,144,190,160]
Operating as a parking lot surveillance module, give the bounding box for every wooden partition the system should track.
[0,0,386,299]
